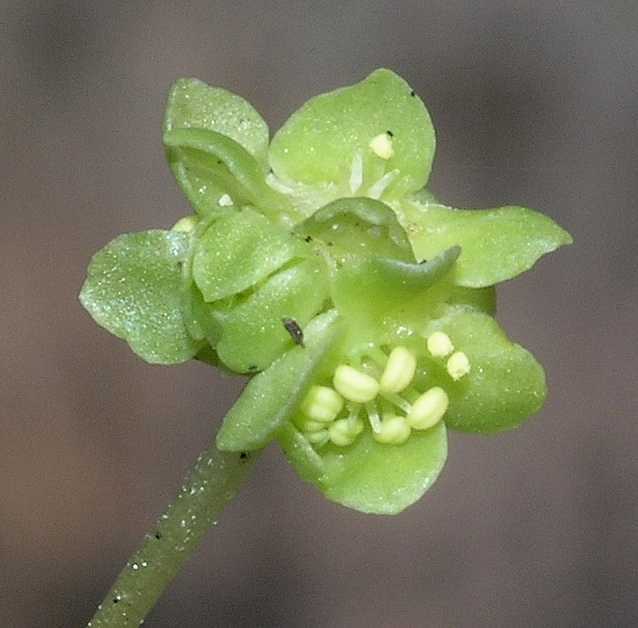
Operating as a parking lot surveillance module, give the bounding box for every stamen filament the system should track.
[349,152,364,194]
[379,391,412,414]
[367,170,399,199]
[367,346,389,367]
[365,400,382,433]
[346,402,362,431]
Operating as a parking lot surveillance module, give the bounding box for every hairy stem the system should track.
[87,440,258,627]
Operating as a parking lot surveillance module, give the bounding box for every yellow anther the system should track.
[171,215,199,233]
[380,346,416,394]
[329,417,364,447]
[427,331,454,358]
[369,133,394,160]
[218,193,234,206]
[447,351,471,380]
[300,385,344,422]
[373,415,411,445]
[333,365,379,403]
[407,387,449,430]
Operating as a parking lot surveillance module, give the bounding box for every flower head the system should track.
[80,69,572,514]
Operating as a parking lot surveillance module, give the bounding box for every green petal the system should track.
[164,77,269,164]
[192,208,305,302]
[332,247,460,340]
[79,231,200,364]
[295,197,412,263]
[422,306,546,433]
[182,279,223,346]
[278,420,447,515]
[269,69,435,198]
[216,310,343,451]
[164,128,296,221]
[400,199,573,287]
[215,259,329,373]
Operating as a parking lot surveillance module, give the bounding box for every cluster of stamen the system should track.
[295,331,471,448]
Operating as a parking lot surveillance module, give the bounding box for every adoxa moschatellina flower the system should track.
[80,69,572,515]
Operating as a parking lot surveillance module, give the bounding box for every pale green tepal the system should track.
[80,69,572,515]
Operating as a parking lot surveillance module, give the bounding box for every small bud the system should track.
[373,415,411,445]
[333,365,379,403]
[407,387,449,430]
[380,346,416,394]
[171,215,199,233]
[369,133,394,160]
[300,385,344,422]
[306,429,330,447]
[447,351,471,380]
[427,331,454,358]
[295,416,327,433]
[329,417,363,447]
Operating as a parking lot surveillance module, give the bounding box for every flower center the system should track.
[294,331,471,448]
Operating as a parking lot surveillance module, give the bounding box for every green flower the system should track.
[80,69,572,515]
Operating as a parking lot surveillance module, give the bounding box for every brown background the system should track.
[2,2,637,626]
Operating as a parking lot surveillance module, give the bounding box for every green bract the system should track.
[80,69,572,515]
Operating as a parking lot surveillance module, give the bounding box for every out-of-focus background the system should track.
[2,2,637,626]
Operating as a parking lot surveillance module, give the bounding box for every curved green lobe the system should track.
[163,128,293,219]
[297,197,412,262]
[279,421,447,515]
[79,231,199,364]
[166,149,249,216]
[216,311,342,451]
[332,247,460,336]
[401,200,573,287]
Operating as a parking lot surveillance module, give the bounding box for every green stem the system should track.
[87,438,258,627]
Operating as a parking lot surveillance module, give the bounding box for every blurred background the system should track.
[2,1,637,626]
